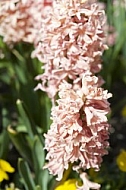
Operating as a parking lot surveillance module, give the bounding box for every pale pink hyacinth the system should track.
[33,0,108,100]
[77,172,100,190]
[0,0,52,44]
[43,73,112,181]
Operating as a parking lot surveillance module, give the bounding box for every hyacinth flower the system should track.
[30,0,113,189]
[43,73,112,189]
[0,0,52,44]
[33,0,108,102]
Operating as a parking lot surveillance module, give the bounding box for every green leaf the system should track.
[16,124,28,133]
[0,109,11,158]
[16,99,37,138]
[15,64,27,84]
[18,158,36,190]
[38,169,49,190]
[12,49,25,63]
[32,136,45,182]
[0,129,9,158]
[35,185,42,190]
[8,126,32,166]
[2,108,11,128]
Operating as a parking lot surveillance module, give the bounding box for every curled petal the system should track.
[77,172,100,190]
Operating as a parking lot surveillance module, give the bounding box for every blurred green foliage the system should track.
[0,41,52,189]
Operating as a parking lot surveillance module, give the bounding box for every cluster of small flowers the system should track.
[44,73,112,181]
[33,0,108,101]
[33,0,112,189]
[0,0,52,44]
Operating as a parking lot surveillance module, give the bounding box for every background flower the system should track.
[116,150,126,172]
[5,183,20,190]
[0,159,15,182]
[54,179,77,190]
[0,0,52,44]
